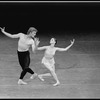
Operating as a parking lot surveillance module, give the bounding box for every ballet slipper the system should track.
[30,73,37,79]
[53,82,60,86]
[18,79,27,85]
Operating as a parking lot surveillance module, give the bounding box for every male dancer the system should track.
[0,27,40,85]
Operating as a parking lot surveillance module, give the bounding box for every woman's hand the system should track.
[70,39,75,45]
[0,27,5,32]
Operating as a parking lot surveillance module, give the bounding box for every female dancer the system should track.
[0,27,39,85]
[37,38,75,86]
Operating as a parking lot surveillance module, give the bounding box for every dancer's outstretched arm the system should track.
[37,46,48,50]
[0,27,21,38]
[56,39,75,51]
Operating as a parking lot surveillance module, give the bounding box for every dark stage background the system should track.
[0,2,100,40]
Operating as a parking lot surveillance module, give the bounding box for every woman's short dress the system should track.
[41,56,55,69]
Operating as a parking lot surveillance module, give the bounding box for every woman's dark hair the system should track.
[51,37,57,45]
[54,38,57,45]
[27,27,37,34]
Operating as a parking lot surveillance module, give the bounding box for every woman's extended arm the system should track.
[0,27,21,38]
[56,39,75,52]
[37,46,48,50]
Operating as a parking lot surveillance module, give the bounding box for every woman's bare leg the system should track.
[44,64,60,86]
[38,73,51,81]
[39,73,51,77]
[50,68,60,86]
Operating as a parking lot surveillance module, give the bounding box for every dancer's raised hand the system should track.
[70,39,75,45]
[0,27,5,32]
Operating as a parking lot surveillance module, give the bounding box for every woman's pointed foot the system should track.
[38,75,44,81]
[53,82,60,86]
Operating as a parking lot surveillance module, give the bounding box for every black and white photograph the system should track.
[0,1,100,98]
